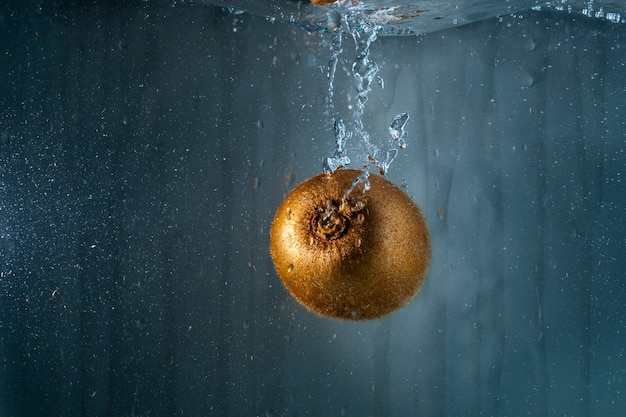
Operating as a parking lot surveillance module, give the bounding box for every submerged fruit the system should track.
[310,0,342,5]
[270,169,431,320]
[309,0,360,5]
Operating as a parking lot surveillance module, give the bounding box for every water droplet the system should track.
[351,199,366,212]
[288,264,294,273]
[287,208,292,220]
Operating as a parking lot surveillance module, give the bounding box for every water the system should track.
[325,22,342,109]
[201,0,626,36]
[322,118,351,173]
[347,10,381,156]
[321,9,412,176]
[389,112,409,150]
[2,3,625,417]
[342,169,370,201]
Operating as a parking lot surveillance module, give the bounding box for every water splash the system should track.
[377,149,398,176]
[325,17,343,110]
[321,8,411,177]
[323,118,351,173]
[343,169,370,201]
[346,11,381,158]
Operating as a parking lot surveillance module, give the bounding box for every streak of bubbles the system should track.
[346,11,381,158]
[321,8,412,178]
[323,118,351,173]
[325,13,343,110]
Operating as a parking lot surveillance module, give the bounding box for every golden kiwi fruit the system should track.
[270,169,431,320]
[310,0,338,5]
[310,0,359,5]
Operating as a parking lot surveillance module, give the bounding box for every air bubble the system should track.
[389,112,409,149]
[606,12,621,23]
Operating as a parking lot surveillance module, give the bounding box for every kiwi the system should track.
[270,169,431,320]
[309,0,340,5]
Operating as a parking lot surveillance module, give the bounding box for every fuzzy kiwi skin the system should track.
[309,0,338,5]
[270,169,431,320]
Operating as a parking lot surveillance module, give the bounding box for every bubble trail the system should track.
[346,12,381,158]
[326,20,343,110]
[321,9,411,177]
[323,118,351,173]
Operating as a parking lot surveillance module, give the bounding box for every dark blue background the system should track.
[1,1,624,416]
